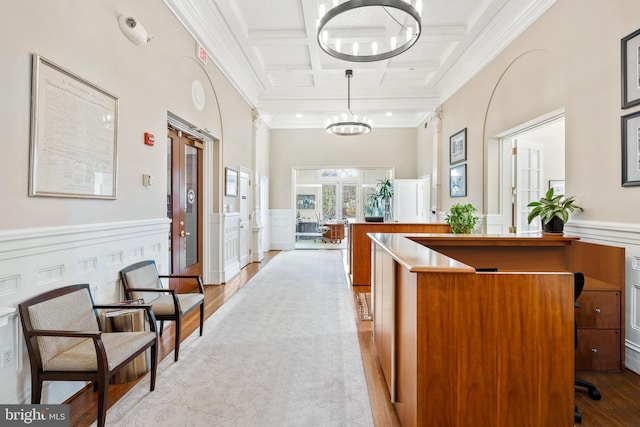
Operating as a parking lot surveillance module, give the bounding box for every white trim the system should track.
[0,219,170,260]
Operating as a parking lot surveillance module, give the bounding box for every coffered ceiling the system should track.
[164,0,555,129]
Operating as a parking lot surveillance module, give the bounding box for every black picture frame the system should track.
[449,164,467,197]
[225,167,238,196]
[449,128,467,164]
[621,110,640,186]
[621,28,640,108]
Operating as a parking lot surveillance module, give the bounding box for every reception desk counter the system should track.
[368,233,625,427]
[348,222,450,286]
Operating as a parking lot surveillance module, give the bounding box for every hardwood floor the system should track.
[67,250,640,426]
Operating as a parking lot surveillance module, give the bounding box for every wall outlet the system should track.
[2,346,14,367]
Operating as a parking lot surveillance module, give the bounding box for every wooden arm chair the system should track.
[18,284,158,427]
[120,260,204,361]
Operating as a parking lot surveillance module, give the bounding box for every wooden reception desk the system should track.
[348,222,450,286]
[368,233,625,427]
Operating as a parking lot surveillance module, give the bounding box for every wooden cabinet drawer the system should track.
[575,291,620,329]
[575,329,621,371]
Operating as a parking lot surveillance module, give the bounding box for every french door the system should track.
[167,127,203,292]
[321,181,357,221]
[514,139,544,234]
[500,137,544,234]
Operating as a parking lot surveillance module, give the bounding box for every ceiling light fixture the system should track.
[326,69,371,136]
[317,0,422,62]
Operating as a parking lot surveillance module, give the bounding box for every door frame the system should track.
[167,126,204,285]
[239,166,252,269]
[168,113,219,284]
[489,110,565,234]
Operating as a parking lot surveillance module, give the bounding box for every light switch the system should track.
[142,174,153,186]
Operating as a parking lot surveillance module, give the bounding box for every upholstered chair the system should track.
[18,284,158,427]
[120,260,204,361]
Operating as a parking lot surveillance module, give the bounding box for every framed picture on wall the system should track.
[29,54,118,199]
[296,194,316,209]
[225,167,238,196]
[621,110,640,186]
[449,128,467,164]
[622,28,640,108]
[449,164,467,197]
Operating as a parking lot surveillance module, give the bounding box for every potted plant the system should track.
[365,191,383,220]
[527,188,583,233]
[367,179,394,222]
[445,203,479,234]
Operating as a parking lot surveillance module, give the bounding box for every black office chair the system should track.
[574,272,602,423]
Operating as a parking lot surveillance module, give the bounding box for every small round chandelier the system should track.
[317,0,422,63]
[326,69,372,136]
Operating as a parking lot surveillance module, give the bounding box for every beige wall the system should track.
[439,0,640,222]
[269,128,417,209]
[0,0,255,229]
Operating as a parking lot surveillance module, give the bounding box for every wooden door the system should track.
[167,127,203,292]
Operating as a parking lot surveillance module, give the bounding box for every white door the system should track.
[420,175,432,222]
[393,179,424,223]
[259,174,269,257]
[498,139,515,234]
[514,139,544,234]
[239,169,251,268]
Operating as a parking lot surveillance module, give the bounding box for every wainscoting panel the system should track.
[0,218,170,406]
[566,220,640,374]
[224,213,241,282]
[269,209,295,251]
[206,213,241,284]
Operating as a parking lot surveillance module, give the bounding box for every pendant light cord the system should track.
[346,69,355,117]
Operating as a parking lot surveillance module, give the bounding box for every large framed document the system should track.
[29,54,118,199]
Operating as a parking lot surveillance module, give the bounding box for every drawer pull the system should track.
[591,348,598,353]
[594,308,601,314]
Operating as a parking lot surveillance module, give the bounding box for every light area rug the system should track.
[96,250,374,427]
[295,239,347,250]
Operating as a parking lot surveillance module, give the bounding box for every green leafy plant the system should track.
[527,188,583,230]
[365,179,394,219]
[365,191,381,216]
[445,203,479,234]
[374,178,394,200]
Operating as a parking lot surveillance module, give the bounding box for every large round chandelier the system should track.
[317,0,422,63]
[326,69,372,136]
